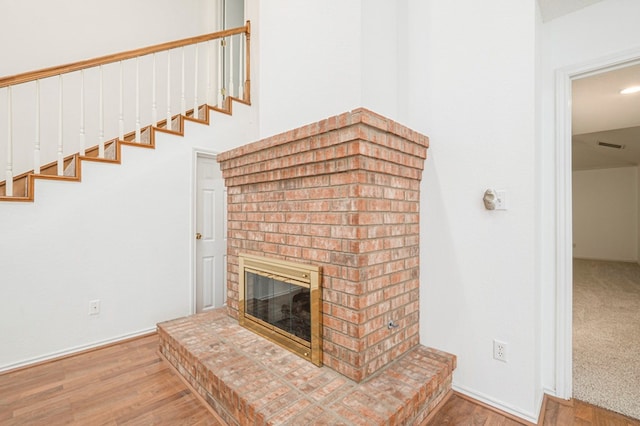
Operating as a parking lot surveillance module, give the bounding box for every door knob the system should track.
[196,233,202,240]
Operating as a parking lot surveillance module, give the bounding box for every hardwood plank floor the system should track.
[425,394,527,425]
[427,393,640,426]
[2,334,639,425]
[542,397,640,426]
[0,334,220,425]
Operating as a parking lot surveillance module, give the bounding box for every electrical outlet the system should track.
[89,299,100,315]
[493,339,507,362]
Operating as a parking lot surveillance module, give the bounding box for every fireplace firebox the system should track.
[238,253,322,366]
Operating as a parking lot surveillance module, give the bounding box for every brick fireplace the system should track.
[217,108,428,382]
[158,108,456,424]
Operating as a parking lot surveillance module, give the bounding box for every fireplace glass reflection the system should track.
[245,271,311,343]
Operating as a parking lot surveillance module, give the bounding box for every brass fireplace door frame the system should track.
[238,253,322,366]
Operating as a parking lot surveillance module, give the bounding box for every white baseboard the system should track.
[453,383,540,424]
[543,386,557,397]
[0,327,156,373]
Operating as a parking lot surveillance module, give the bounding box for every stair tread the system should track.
[0,102,240,201]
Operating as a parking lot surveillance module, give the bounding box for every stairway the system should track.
[0,98,246,201]
[0,23,250,203]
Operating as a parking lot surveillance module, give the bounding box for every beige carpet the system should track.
[573,259,640,420]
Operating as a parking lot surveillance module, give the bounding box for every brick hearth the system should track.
[158,309,456,425]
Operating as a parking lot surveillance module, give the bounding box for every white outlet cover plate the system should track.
[493,339,508,362]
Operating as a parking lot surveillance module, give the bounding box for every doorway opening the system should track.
[565,61,640,419]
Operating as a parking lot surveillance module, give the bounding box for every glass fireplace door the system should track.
[245,271,311,344]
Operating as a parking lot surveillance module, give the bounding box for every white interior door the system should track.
[195,154,227,312]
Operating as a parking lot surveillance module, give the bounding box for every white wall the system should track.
[573,166,638,261]
[0,0,217,77]
[255,0,409,139]
[360,0,401,120]
[539,0,640,396]
[256,0,362,138]
[402,1,540,421]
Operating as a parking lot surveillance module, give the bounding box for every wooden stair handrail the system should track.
[0,22,250,88]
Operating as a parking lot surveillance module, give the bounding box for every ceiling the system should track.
[572,64,640,171]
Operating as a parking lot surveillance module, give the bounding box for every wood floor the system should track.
[426,393,525,425]
[0,334,220,425]
[1,334,638,425]
[541,397,640,426]
[427,393,640,426]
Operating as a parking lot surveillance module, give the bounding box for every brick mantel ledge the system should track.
[216,108,429,187]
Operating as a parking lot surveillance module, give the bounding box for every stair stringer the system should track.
[0,98,256,372]
[0,97,253,202]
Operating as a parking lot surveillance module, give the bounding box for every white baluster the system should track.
[34,80,41,174]
[229,35,235,99]
[5,87,13,196]
[79,70,85,156]
[152,53,157,126]
[118,61,124,141]
[238,33,244,100]
[166,52,172,131]
[57,75,64,176]
[181,47,186,117]
[99,65,105,158]
[217,39,224,107]
[193,43,199,118]
[135,57,141,142]
[206,41,212,106]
